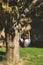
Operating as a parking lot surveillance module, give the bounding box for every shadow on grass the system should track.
[0,56,3,61]
[0,51,6,61]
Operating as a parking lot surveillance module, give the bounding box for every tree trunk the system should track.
[5,29,20,65]
[5,24,14,65]
[5,34,14,65]
[13,29,20,63]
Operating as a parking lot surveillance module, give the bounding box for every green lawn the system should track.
[0,48,6,61]
[0,48,6,52]
[0,47,43,65]
[20,47,43,65]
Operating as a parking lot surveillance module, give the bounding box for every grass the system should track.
[20,47,43,65]
[0,47,43,65]
[0,48,6,52]
[0,48,6,61]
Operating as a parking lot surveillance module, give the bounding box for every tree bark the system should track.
[5,29,20,65]
[5,34,14,65]
[13,29,20,63]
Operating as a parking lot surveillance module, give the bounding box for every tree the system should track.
[0,0,43,65]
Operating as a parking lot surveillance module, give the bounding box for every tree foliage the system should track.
[0,0,43,41]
